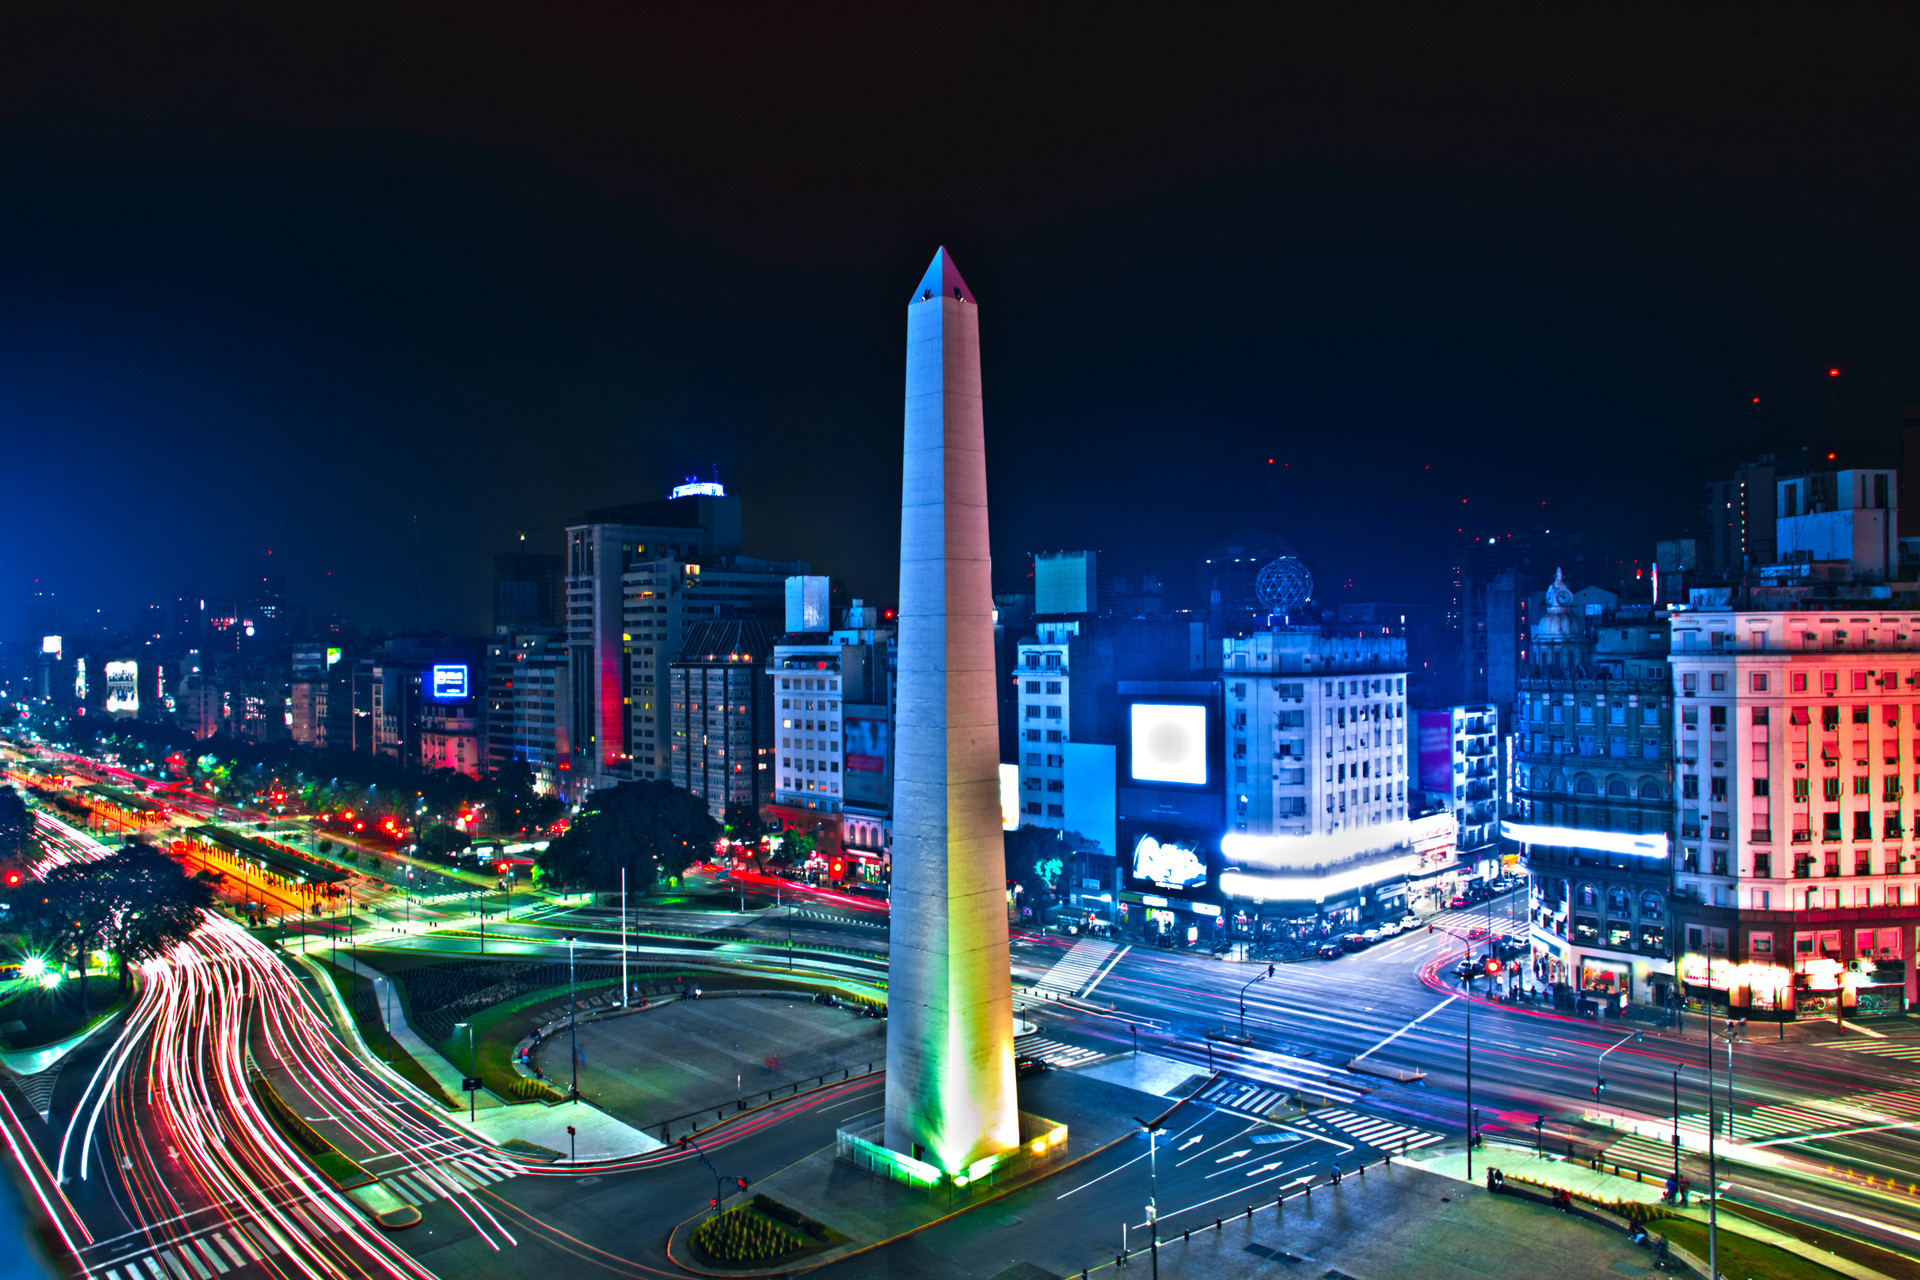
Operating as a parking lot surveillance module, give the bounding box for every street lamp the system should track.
[1131,1116,1164,1280]
[1233,964,1276,1045]
[1592,1028,1644,1097]
[566,933,579,1103]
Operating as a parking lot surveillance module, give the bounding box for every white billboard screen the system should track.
[41,635,61,657]
[1129,703,1207,785]
[1130,833,1206,891]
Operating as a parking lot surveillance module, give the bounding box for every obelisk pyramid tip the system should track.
[910,246,974,305]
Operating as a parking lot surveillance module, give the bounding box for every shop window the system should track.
[1573,917,1600,945]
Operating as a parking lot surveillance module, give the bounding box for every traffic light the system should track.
[1484,957,1503,975]
[1593,1078,1605,1096]
[709,1197,719,1208]
[735,1177,749,1191]
[3,870,19,887]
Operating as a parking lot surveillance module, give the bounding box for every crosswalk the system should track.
[1831,1040,1920,1065]
[1027,938,1117,999]
[90,1153,519,1280]
[93,1209,322,1280]
[1306,1108,1443,1153]
[365,1151,517,1206]
[1194,1076,1295,1120]
[1605,1132,1684,1172]
[1014,1033,1105,1069]
[1682,1087,1920,1142]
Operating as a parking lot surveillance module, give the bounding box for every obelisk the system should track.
[884,248,1019,1172]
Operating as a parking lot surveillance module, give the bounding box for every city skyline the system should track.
[2,9,1918,638]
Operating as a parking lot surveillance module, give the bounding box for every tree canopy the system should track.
[18,842,214,1010]
[0,785,32,862]
[537,780,720,892]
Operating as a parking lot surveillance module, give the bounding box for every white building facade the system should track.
[1669,609,1920,1017]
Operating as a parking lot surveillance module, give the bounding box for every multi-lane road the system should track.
[7,768,1920,1278]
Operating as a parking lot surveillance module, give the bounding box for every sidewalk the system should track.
[295,950,662,1162]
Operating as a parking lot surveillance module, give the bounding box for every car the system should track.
[1361,927,1383,944]
[1399,912,1422,930]
[1014,1054,1053,1078]
[1316,941,1344,960]
[1341,933,1370,952]
[1448,895,1470,909]
[1377,919,1402,937]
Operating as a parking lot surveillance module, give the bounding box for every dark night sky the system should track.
[1,5,1916,639]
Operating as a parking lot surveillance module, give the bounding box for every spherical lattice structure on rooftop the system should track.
[1254,556,1312,617]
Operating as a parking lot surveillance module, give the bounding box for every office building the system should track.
[1509,575,1676,1009]
[494,552,565,630]
[1668,609,1920,1018]
[1416,703,1501,878]
[1033,550,1098,616]
[563,485,796,798]
[1699,457,1780,580]
[485,628,571,789]
[667,619,776,820]
[1776,468,1897,581]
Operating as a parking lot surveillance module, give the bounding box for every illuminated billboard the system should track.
[105,661,139,715]
[843,714,890,807]
[1129,703,1207,786]
[325,647,342,667]
[999,763,1020,831]
[41,636,61,657]
[1129,832,1206,891]
[430,664,470,700]
[1416,710,1453,794]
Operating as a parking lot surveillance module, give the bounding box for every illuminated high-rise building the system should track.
[884,249,1018,1171]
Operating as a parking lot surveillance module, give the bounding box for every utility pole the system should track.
[567,934,579,1103]
[620,866,628,1005]
[1131,1118,1162,1280]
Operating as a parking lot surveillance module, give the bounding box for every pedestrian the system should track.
[1662,1173,1678,1204]
[1678,1175,1690,1206]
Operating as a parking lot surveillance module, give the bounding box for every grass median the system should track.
[312,957,460,1109]
[1656,1215,1852,1280]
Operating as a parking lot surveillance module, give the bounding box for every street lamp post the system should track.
[1235,964,1276,1044]
[566,934,579,1103]
[1593,1028,1644,1097]
[1131,1117,1162,1280]
[1671,1066,1682,1184]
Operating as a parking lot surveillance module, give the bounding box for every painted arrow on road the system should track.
[1246,1162,1285,1177]
[1179,1136,1203,1151]
[1215,1150,1251,1163]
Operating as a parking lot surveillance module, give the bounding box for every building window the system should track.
[1792,672,1808,693]
[1751,673,1768,693]
[1710,673,1727,692]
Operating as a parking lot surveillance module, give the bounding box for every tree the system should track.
[1001,825,1096,921]
[19,843,214,1011]
[95,844,215,990]
[0,785,32,863]
[537,780,721,893]
[416,823,471,859]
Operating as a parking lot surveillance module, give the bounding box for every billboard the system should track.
[430,664,470,700]
[105,661,139,715]
[1416,709,1454,794]
[1129,703,1208,786]
[1128,832,1207,891]
[843,714,890,807]
[41,636,61,657]
[998,763,1020,831]
[326,647,342,667]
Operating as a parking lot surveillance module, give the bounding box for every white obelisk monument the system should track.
[883,248,1019,1172]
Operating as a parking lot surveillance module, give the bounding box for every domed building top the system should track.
[1531,567,1586,644]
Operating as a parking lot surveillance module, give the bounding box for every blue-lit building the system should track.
[1510,572,1676,1011]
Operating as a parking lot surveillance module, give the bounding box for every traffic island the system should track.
[665,1068,1166,1276]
